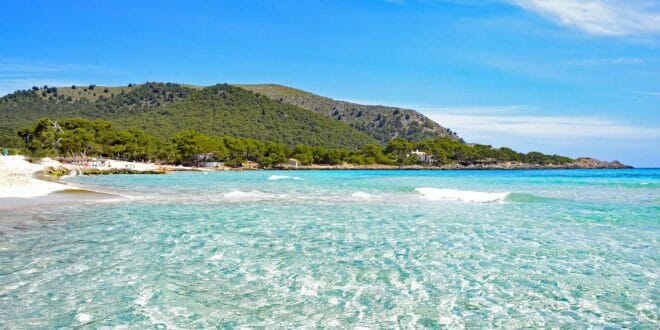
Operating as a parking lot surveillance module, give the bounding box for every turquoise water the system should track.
[1,169,658,328]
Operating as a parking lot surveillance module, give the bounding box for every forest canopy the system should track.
[15,117,574,167]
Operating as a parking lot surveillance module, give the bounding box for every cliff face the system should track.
[236,84,461,144]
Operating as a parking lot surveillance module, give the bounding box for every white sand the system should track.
[60,159,161,174]
[0,156,69,198]
[74,159,160,172]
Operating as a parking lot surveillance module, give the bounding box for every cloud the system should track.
[509,0,660,36]
[0,60,125,96]
[0,79,82,96]
[424,105,533,114]
[0,60,121,76]
[425,106,660,140]
[423,106,660,165]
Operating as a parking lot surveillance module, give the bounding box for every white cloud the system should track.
[0,60,125,96]
[424,107,660,166]
[0,79,82,96]
[426,106,660,140]
[509,0,660,36]
[0,61,120,76]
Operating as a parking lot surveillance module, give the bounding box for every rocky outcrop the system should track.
[571,158,632,169]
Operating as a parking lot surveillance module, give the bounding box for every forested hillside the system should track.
[3,82,621,168]
[237,84,461,143]
[18,117,578,168]
[0,83,376,149]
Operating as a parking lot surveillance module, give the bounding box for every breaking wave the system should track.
[223,190,278,201]
[351,191,375,199]
[415,187,510,203]
[268,175,302,181]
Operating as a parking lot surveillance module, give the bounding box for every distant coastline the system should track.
[271,160,632,171]
[46,156,632,174]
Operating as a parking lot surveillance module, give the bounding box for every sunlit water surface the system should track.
[1,170,658,328]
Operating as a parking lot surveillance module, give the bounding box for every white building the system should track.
[410,150,434,163]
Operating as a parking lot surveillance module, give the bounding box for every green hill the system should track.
[237,84,461,143]
[0,83,377,149]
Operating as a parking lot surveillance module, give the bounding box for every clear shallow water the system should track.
[1,169,658,328]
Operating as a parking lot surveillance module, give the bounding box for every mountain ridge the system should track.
[236,84,461,144]
[0,83,377,149]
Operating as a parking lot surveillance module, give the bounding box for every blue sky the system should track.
[1,0,659,166]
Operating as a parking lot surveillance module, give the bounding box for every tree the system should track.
[292,144,314,165]
[386,138,413,164]
[360,144,391,164]
[173,130,221,164]
[59,127,96,157]
[524,151,546,164]
[259,142,288,166]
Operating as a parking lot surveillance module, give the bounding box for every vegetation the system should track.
[237,84,462,143]
[81,168,165,175]
[0,83,376,149]
[15,117,573,168]
[1,82,574,168]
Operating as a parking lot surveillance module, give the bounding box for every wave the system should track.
[351,191,374,199]
[267,175,302,181]
[223,190,280,201]
[415,187,509,203]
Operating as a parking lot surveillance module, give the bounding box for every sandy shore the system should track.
[0,155,202,201]
[1,154,631,201]
[0,156,70,199]
[0,156,136,211]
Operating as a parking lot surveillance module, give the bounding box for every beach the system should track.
[0,156,69,199]
[0,156,172,210]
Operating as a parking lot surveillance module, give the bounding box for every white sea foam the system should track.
[75,313,92,323]
[62,170,79,178]
[415,187,510,203]
[268,175,302,181]
[351,191,374,199]
[135,287,153,306]
[224,190,279,201]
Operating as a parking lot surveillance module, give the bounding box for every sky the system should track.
[1,0,659,166]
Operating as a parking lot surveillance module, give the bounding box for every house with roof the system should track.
[410,149,434,164]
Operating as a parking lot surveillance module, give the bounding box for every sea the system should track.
[0,169,658,328]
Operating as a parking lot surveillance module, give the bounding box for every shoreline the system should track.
[0,155,633,202]
[270,164,633,171]
[268,158,632,171]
